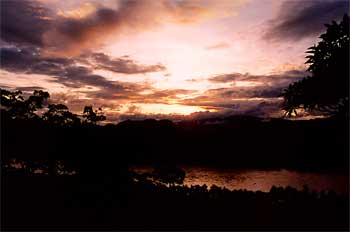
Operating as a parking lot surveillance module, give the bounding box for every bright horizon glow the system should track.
[134,103,213,115]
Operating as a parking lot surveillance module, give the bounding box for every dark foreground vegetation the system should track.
[3,170,349,231]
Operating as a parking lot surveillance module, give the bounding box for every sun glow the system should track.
[135,103,210,115]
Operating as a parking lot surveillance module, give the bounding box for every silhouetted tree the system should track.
[42,104,80,127]
[0,89,49,119]
[151,166,186,186]
[281,14,349,117]
[82,106,106,125]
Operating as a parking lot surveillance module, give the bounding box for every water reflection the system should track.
[135,166,349,194]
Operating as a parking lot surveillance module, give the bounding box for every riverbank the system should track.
[2,173,349,230]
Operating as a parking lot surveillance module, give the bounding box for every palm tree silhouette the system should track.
[281,14,349,117]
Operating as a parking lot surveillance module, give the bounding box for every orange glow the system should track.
[126,103,211,115]
[234,81,263,87]
[56,2,96,19]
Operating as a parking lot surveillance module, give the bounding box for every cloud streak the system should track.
[79,52,166,74]
[208,69,306,87]
[206,42,230,50]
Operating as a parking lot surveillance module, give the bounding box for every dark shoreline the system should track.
[2,173,349,231]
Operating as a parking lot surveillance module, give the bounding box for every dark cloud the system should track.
[144,89,194,99]
[251,88,283,98]
[180,89,240,110]
[208,69,306,87]
[208,73,243,83]
[263,0,349,41]
[242,101,281,117]
[183,99,283,120]
[0,46,166,77]
[0,46,166,90]
[79,52,166,74]
[0,47,40,72]
[43,6,123,56]
[116,112,187,123]
[0,46,147,98]
[0,1,52,46]
[0,46,78,76]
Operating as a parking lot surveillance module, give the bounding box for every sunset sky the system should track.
[0,0,348,122]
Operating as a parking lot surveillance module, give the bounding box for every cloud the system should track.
[263,0,349,41]
[79,52,166,74]
[239,101,282,118]
[0,45,195,114]
[208,69,306,86]
[0,46,147,97]
[178,69,307,116]
[208,73,243,83]
[116,112,187,123]
[182,99,283,120]
[181,96,283,119]
[1,0,247,56]
[41,0,245,56]
[142,89,194,99]
[0,46,167,88]
[206,42,230,50]
[15,86,45,92]
[56,0,230,56]
[0,1,52,46]
[48,91,124,113]
[191,69,305,86]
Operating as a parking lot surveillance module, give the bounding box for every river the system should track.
[134,166,349,194]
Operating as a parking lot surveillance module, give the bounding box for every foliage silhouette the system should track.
[150,166,186,186]
[42,104,81,127]
[281,14,349,117]
[82,105,106,125]
[1,89,106,126]
[0,89,49,119]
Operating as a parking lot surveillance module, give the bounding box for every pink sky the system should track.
[1,0,348,121]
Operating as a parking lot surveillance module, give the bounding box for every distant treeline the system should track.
[1,108,348,174]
